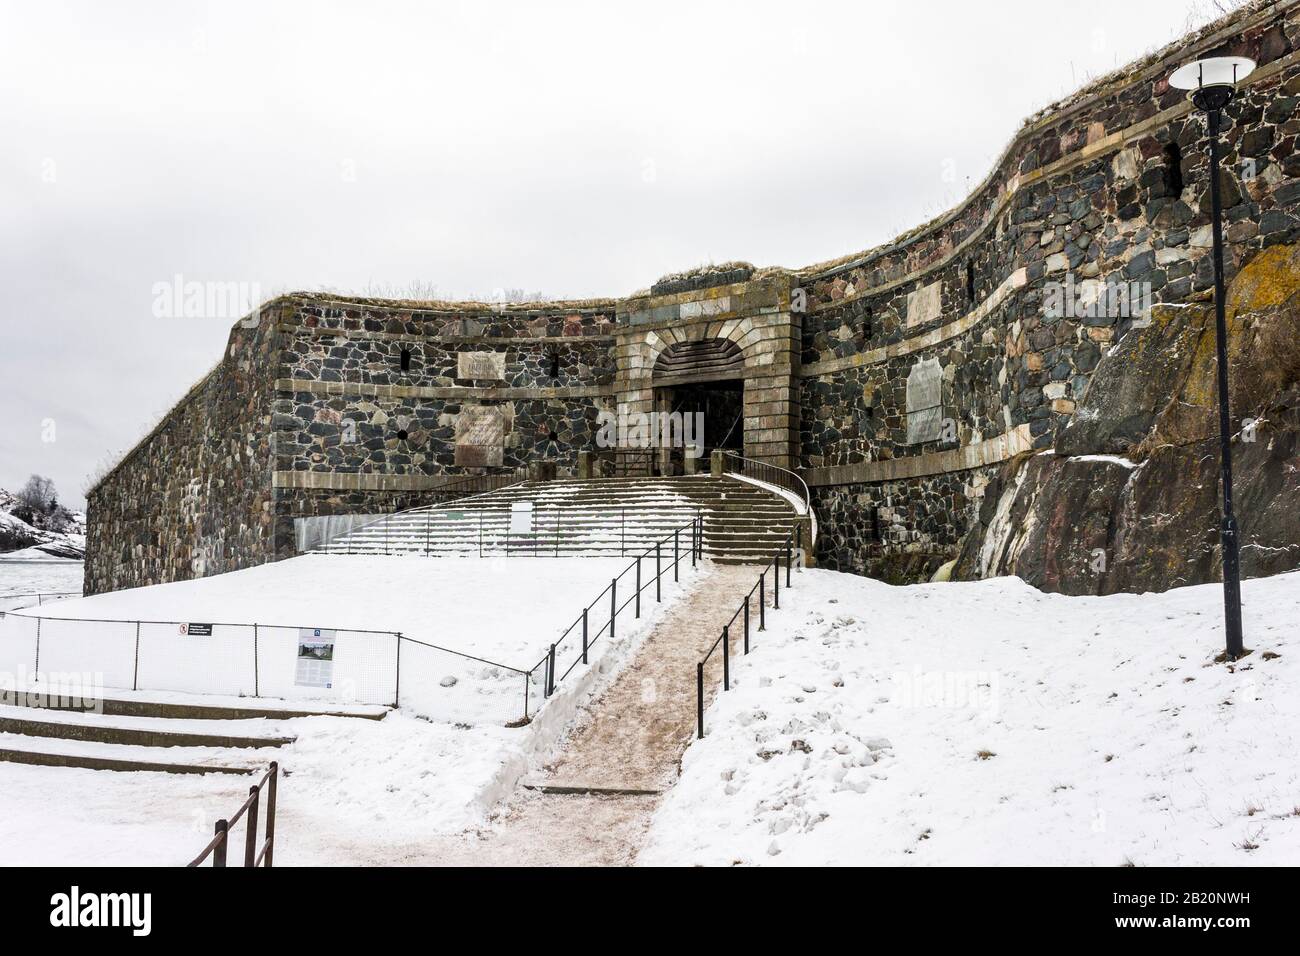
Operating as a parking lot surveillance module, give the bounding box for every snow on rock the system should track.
[0,488,86,559]
[639,568,1300,866]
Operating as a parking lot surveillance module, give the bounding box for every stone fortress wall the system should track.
[87,0,1300,595]
[796,0,1300,581]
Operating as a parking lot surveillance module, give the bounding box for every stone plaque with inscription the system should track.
[905,357,943,445]
[455,405,504,466]
[457,351,506,381]
[906,280,943,328]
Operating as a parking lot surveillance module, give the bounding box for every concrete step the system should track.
[320,473,803,561]
[4,690,389,722]
[0,734,262,775]
[0,707,295,750]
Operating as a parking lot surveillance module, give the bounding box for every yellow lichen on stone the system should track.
[1227,243,1300,317]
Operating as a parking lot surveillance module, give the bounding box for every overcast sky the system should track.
[0,0,1231,508]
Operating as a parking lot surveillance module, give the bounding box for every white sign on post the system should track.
[295,628,336,689]
[509,501,534,536]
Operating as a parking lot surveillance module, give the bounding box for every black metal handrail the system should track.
[189,761,279,867]
[590,447,660,477]
[719,452,811,511]
[527,512,705,706]
[695,522,802,739]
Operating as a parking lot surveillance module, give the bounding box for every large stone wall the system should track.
[86,1,1300,596]
[267,296,619,559]
[797,0,1300,580]
[85,307,281,593]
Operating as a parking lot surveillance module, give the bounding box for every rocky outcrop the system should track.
[955,243,1300,594]
[0,490,86,560]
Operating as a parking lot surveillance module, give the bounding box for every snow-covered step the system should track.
[317,473,802,563]
[7,686,390,722]
[0,704,295,749]
[0,733,265,775]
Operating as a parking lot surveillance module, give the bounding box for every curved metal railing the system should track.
[717,452,810,513]
[717,452,816,547]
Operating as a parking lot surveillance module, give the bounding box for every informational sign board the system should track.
[509,501,534,536]
[179,623,213,636]
[295,628,336,689]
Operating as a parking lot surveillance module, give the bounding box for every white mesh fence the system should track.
[0,610,544,721]
[397,637,530,725]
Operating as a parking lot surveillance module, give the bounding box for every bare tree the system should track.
[15,474,57,512]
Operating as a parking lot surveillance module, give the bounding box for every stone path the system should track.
[384,564,764,866]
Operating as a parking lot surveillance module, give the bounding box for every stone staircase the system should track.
[0,692,387,774]
[316,475,808,565]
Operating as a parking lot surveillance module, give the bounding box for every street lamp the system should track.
[1168,55,1255,660]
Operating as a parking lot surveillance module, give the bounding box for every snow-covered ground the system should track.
[0,557,83,610]
[0,709,543,865]
[0,554,710,864]
[640,568,1300,866]
[2,554,698,720]
[24,554,636,670]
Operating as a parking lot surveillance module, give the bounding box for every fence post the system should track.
[213,819,228,868]
[696,662,704,739]
[546,643,556,698]
[674,530,679,582]
[610,578,617,640]
[635,557,641,618]
[393,633,402,709]
[656,542,661,602]
[33,617,40,678]
[244,785,260,867]
[691,518,697,568]
[253,624,260,697]
[759,573,766,631]
[774,553,780,609]
[133,621,140,691]
[786,537,792,588]
[722,625,730,691]
[264,762,278,867]
[744,595,750,654]
[582,607,588,665]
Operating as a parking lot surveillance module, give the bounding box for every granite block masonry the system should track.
[87,1,1300,594]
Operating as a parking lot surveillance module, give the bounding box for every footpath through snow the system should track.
[639,568,1300,866]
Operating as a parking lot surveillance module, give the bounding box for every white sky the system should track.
[0,0,1233,507]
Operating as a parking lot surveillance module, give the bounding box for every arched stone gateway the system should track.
[652,339,745,381]
[614,274,800,471]
[652,339,747,459]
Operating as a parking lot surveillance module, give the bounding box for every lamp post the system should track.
[1168,56,1255,660]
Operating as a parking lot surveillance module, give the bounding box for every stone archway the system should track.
[614,276,799,468]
